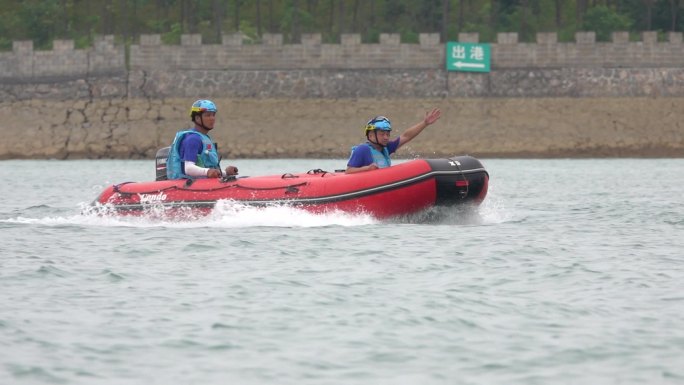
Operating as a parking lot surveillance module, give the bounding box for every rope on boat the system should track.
[113,180,309,196]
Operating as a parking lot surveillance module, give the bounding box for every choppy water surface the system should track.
[1,158,683,385]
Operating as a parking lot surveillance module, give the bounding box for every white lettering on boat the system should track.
[139,193,167,204]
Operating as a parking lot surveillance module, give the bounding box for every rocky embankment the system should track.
[1,97,682,160]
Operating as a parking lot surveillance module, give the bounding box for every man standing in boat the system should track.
[345,108,442,174]
[166,99,238,179]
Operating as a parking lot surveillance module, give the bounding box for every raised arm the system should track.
[397,108,442,149]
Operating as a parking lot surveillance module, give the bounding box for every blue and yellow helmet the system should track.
[190,99,217,120]
[365,116,392,134]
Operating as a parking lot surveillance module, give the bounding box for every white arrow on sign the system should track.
[455,61,485,69]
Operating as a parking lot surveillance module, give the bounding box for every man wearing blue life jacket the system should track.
[166,99,238,180]
[345,108,442,174]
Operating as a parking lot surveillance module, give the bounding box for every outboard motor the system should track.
[155,146,170,181]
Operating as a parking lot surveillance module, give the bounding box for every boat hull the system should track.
[93,156,488,219]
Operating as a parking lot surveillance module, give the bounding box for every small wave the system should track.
[5,364,67,383]
[36,265,73,278]
[2,204,66,219]
[100,269,125,282]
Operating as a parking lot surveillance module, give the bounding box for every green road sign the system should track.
[446,42,491,73]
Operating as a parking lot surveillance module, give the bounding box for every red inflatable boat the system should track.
[93,155,488,219]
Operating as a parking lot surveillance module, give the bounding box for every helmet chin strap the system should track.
[368,131,381,146]
[196,115,212,131]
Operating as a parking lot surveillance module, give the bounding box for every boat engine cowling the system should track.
[155,146,170,181]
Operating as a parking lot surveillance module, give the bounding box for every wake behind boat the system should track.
[92,155,488,219]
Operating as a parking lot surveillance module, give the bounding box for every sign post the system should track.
[446,42,491,73]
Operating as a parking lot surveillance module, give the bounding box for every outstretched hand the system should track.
[423,108,442,126]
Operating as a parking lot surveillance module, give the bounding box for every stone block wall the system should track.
[492,31,684,68]
[0,35,124,82]
[2,30,684,106]
[2,31,683,84]
[130,33,444,70]
[127,31,684,71]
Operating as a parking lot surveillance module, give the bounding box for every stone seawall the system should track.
[1,31,684,159]
[2,96,682,160]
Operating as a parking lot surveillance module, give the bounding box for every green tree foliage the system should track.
[582,5,632,41]
[14,0,62,48]
[0,0,680,50]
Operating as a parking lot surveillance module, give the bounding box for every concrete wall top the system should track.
[3,31,684,81]
[0,35,125,81]
[127,31,684,70]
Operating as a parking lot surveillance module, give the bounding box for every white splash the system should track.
[2,200,378,228]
